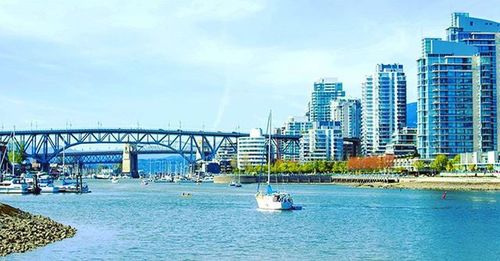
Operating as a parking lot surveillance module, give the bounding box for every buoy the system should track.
[441,191,447,200]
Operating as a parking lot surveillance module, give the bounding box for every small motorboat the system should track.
[180,192,192,197]
[0,178,29,194]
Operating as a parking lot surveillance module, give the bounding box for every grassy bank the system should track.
[0,203,76,256]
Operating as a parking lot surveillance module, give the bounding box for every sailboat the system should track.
[255,111,294,210]
[235,171,242,187]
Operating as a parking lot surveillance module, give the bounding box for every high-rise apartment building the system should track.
[300,121,343,162]
[418,13,499,158]
[307,78,345,122]
[447,12,500,153]
[361,64,407,155]
[282,116,313,161]
[331,98,361,139]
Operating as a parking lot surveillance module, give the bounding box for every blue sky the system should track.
[0,0,498,132]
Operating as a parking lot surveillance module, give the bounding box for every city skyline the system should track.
[0,1,498,132]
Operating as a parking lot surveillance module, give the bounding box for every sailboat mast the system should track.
[11,127,15,176]
[267,111,271,185]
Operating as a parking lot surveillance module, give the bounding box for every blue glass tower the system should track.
[418,13,499,158]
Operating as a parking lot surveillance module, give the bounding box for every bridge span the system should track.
[0,128,300,177]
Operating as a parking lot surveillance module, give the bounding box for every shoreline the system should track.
[346,177,500,191]
[215,174,500,191]
[0,203,76,256]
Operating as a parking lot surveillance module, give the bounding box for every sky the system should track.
[0,0,498,132]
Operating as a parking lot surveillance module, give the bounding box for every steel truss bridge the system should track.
[0,128,300,169]
[49,150,194,165]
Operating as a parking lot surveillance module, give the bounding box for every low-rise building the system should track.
[237,128,267,170]
[385,127,417,156]
[459,151,500,170]
[215,143,237,173]
[281,116,312,161]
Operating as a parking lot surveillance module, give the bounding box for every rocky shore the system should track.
[0,203,76,256]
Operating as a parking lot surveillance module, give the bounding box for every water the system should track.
[1,180,499,260]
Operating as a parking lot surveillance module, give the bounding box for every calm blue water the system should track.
[1,180,499,260]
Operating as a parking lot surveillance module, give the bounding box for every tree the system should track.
[230,155,238,172]
[486,164,494,172]
[448,154,461,171]
[430,155,448,173]
[318,161,329,173]
[8,142,25,165]
[413,160,426,175]
[114,163,123,173]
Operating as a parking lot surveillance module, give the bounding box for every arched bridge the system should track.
[0,128,300,170]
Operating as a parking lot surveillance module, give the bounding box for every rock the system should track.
[0,203,77,257]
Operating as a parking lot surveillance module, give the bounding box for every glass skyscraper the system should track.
[418,13,499,158]
[307,78,345,122]
[331,98,362,139]
[362,64,407,155]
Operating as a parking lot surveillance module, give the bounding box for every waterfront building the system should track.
[282,116,313,161]
[385,127,417,156]
[362,64,407,156]
[300,121,343,162]
[215,143,237,173]
[237,128,266,170]
[361,75,374,155]
[447,13,500,153]
[331,98,361,139]
[342,138,361,160]
[307,78,346,122]
[417,38,476,158]
[459,151,500,171]
[418,13,500,158]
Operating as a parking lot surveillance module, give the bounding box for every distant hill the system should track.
[407,102,417,128]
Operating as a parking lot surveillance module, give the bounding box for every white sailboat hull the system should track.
[255,193,293,210]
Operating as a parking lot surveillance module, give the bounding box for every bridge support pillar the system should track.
[41,162,51,172]
[122,144,139,178]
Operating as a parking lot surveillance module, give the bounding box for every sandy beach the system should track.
[356,177,500,191]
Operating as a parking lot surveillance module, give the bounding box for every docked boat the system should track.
[201,176,214,183]
[111,176,119,184]
[141,179,149,186]
[154,175,173,183]
[58,179,90,193]
[94,173,111,179]
[174,176,193,183]
[255,111,295,210]
[38,175,60,193]
[0,178,29,194]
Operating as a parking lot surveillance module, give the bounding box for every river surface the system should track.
[1,180,499,260]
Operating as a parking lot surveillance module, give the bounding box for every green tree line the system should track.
[243,160,348,174]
